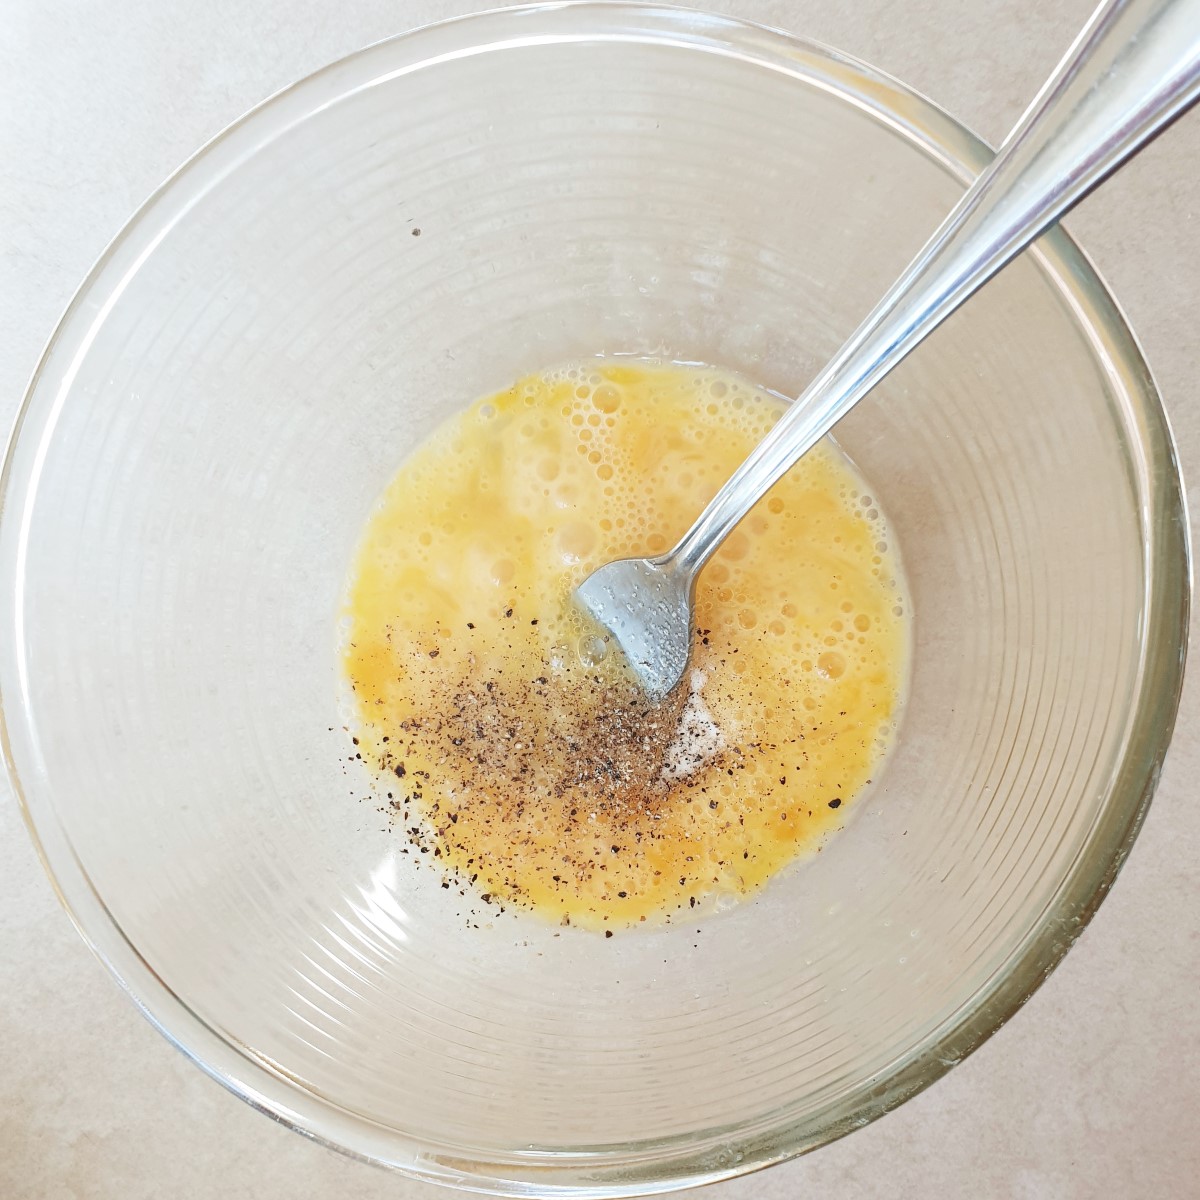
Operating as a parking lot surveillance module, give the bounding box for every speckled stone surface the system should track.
[2,2,1197,1196]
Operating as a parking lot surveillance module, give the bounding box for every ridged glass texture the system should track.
[0,4,1188,1195]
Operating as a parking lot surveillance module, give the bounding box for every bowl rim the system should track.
[1,3,1191,1195]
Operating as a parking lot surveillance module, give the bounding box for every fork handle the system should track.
[671,0,1200,576]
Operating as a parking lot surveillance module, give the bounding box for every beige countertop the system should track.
[2,1,1197,1196]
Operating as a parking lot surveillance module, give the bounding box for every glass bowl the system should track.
[1,3,1189,1195]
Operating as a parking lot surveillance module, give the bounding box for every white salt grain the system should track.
[661,670,725,781]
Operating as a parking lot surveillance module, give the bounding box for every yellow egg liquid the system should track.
[342,361,908,930]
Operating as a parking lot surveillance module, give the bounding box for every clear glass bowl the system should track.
[1,4,1189,1195]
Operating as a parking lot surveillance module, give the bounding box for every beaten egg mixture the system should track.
[342,361,908,930]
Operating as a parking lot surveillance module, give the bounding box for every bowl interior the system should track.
[1,5,1187,1195]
